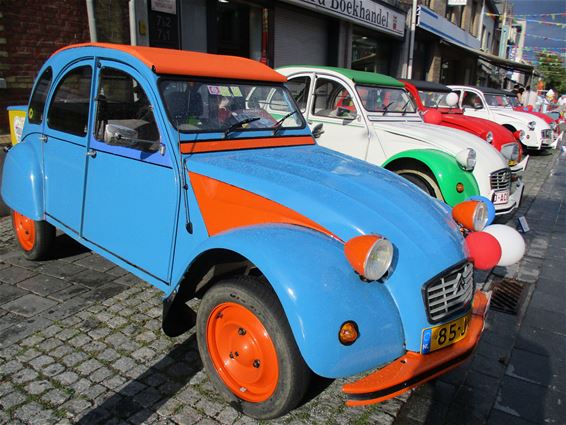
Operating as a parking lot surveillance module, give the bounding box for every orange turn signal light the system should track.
[339,321,359,346]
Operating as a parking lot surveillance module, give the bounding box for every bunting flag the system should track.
[485,12,566,18]
[525,34,566,42]
[524,19,566,28]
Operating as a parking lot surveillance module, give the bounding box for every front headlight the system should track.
[501,143,520,164]
[550,122,557,130]
[455,148,476,171]
[528,121,536,131]
[485,131,494,143]
[344,235,394,281]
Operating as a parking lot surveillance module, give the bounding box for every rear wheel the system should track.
[396,169,443,200]
[12,211,55,260]
[196,276,310,419]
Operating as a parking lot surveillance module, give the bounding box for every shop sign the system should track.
[151,0,176,15]
[417,6,480,49]
[283,0,405,37]
[448,0,467,6]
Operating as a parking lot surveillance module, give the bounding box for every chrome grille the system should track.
[424,262,474,323]
[490,168,511,191]
[541,129,552,139]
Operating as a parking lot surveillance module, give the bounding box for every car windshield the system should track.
[507,96,520,107]
[159,80,304,133]
[418,90,456,108]
[355,85,417,114]
[484,94,510,107]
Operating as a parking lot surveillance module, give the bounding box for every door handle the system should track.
[39,134,47,143]
[86,149,97,158]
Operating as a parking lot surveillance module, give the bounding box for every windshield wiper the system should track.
[224,117,260,137]
[401,100,411,115]
[382,102,394,116]
[272,110,298,135]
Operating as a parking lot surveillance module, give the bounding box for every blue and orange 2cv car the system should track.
[2,43,491,419]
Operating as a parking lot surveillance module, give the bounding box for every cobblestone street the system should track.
[1,146,565,425]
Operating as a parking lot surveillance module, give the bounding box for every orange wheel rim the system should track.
[206,302,279,403]
[13,211,35,252]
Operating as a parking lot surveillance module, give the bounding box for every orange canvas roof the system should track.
[54,43,287,83]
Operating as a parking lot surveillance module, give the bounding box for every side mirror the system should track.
[104,123,138,146]
[337,106,357,120]
[312,123,324,139]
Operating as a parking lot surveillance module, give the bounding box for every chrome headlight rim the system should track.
[485,131,494,143]
[455,148,477,171]
[364,238,394,281]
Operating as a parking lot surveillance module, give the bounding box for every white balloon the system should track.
[446,92,459,107]
[483,224,525,266]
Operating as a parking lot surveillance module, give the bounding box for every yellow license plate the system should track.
[421,312,471,354]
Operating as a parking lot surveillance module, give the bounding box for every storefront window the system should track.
[352,31,392,75]
[209,0,272,65]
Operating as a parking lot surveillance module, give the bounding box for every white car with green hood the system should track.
[277,66,523,215]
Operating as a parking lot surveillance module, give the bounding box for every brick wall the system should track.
[0,0,130,134]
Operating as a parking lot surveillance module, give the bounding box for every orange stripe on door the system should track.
[189,172,336,239]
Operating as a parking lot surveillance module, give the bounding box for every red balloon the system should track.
[423,109,443,125]
[465,231,502,270]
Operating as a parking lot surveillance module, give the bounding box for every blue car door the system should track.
[43,62,93,233]
[81,60,179,283]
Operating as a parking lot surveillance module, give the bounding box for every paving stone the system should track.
[113,273,144,287]
[495,376,566,424]
[506,348,565,392]
[74,255,116,273]
[89,282,128,302]
[89,366,113,383]
[133,386,162,407]
[35,261,85,280]
[17,348,42,362]
[17,274,70,296]
[49,284,90,302]
[487,409,534,425]
[132,346,156,363]
[62,351,89,367]
[102,375,127,390]
[42,362,67,377]
[13,401,46,423]
[0,283,27,305]
[77,358,103,376]
[50,345,73,359]
[68,333,92,348]
[82,340,107,354]
[24,379,53,395]
[29,354,55,370]
[36,337,63,352]
[62,398,93,417]
[53,371,80,386]
[516,325,566,359]
[0,266,37,284]
[0,390,26,409]
[1,293,58,317]
[1,359,24,375]
[522,306,566,335]
[12,367,39,384]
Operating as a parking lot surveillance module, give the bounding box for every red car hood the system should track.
[425,108,517,152]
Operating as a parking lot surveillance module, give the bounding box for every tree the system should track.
[535,51,566,94]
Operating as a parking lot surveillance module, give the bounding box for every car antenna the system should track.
[176,115,193,234]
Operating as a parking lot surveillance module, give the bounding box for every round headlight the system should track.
[455,148,476,171]
[344,235,394,281]
[485,131,494,143]
[528,121,536,131]
[452,200,488,231]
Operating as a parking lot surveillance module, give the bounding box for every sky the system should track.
[507,0,566,65]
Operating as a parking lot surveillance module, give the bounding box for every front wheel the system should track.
[12,211,55,260]
[396,169,443,200]
[196,277,310,420]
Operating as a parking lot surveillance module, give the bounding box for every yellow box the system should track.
[8,106,27,145]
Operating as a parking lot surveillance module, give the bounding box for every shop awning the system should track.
[439,40,534,73]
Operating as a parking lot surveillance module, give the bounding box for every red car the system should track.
[403,80,527,171]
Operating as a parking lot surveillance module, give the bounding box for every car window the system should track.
[47,66,92,136]
[462,91,483,109]
[94,68,160,153]
[313,78,357,119]
[356,85,416,114]
[286,76,310,113]
[28,67,52,124]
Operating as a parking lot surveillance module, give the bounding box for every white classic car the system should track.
[277,66,524,215]
[449,85,555,150]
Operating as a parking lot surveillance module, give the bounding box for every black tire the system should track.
[11,211,55,260]
[196,276,310,420]
[396,169,443,199]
